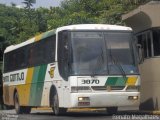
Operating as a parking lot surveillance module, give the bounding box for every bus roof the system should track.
[57,24,132,32]
[4,24,132,53]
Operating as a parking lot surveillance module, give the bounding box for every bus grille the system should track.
[91,86,125,91]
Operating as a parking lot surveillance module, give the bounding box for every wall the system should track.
[139,57,160,110]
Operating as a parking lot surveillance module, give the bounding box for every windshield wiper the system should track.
[91,47,104,77]
[108,47,126,78]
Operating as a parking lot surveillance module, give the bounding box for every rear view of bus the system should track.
[56,24,140,115]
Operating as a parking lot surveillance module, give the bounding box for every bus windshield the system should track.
[70,31,139,76]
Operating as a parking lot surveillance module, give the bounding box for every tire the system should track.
[22,107,31,114]
[52,92,67,115]
[14,92,31,114]
[106,107,118,115]
[14,92,23,114]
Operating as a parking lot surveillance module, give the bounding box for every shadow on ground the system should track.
[30,110,154,117]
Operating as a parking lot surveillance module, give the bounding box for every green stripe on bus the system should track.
[35,64,47,106]
[29,66,40,106]
[105,77,117,86]
[115,77,127,86]
[41,30,56,40]
[29,65,47,106]
[41,32,49,40]
[105,77,127,86]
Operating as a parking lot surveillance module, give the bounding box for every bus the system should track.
[2,24,140,115]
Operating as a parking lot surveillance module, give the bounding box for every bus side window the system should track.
[58,31,69,80]
[4,53,9,73]
[45,35,56,63]
[28,46,34,67]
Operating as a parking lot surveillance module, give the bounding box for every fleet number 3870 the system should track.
[82,79,100,84]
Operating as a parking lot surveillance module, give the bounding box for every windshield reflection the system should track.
[70,31,139,76]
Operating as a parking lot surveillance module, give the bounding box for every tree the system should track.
[22,0,36,26]
[0,0,153,63]
[22,0,36,10]
[11,2,16,7]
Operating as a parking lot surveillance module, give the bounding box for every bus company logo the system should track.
[49,67,55,78]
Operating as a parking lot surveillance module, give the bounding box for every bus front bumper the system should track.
[70,92,140,108]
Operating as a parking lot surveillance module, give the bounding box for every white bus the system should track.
[2,24,140,115]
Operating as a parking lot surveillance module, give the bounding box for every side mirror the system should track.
[137,44,144,64]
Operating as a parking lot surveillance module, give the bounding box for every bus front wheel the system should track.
[52,92,67,115]
[106,107,118,115]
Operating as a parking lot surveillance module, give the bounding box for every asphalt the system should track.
[0,107,160,120]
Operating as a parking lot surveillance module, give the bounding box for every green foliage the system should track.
[0,0,152,65]
[47,0,151,28]
[0,0,151,44]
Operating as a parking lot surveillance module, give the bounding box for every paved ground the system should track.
[0,107,160,120]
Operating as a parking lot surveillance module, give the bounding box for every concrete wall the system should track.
[139,57,160,110]
[122,2,160,33]
[122,1,160,110]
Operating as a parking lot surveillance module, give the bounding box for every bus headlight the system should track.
[78,97,83,101]
[78,97,90,106]
[71,86,92,93]
[78,97,90,101]
[128,96,138,100]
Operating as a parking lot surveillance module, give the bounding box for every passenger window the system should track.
[137,31,152,60]
[153,30,160,56]
[147,33,152,57]
[3,35,56,73]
